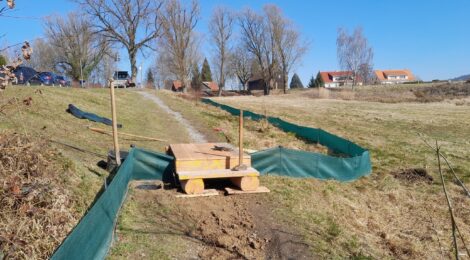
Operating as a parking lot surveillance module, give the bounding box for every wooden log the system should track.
[180,178,204,194]
[230,176,259,191]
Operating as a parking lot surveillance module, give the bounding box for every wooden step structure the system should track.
[167,143,264,195]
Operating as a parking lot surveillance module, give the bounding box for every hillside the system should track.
[452,74,470,81]
[0,86,191,258]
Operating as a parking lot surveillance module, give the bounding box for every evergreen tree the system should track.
[314,72,325,87]
[307,75,316,88]
[201,58,212,82]
[289,73,304,89]
[146,68,155,88]
[0,55,7,66]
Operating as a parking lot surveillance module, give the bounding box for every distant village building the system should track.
[318,71,363,88]
[247,75,283,92]
[171,80,183,91]
[374,69,415,84]
[201,81,219,93]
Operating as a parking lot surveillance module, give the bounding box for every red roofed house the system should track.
[319,71,363,88]
[202,81,219,93]
[374,69,415,84]
[171,80,183,91]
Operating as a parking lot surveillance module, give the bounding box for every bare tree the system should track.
[0,0,14,16]
[24,38,56,72]
[158,0,200,92]
[154,50,172,89]
[230,44,252,91]
[336,27,373,89]
[238,8,276,95]
[77,0,162,83]
[264,5,307,94]
[209,6,234,96]
[89,50,118,86]
[44,12,108,83]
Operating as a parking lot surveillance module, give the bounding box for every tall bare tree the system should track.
[158,0,200,92]
[336,27,373,89]
[209,6,234,96]
[264,5,307,94]
[238,8,276,95]
[44,12,108,83]
[24,38,56,72]
[77,0,162,83]
[230,44,253,91]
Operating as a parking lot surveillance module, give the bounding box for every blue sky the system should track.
[1,0,469,83]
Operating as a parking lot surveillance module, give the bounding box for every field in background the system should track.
[155,89,470,259]
[285,82,470,104]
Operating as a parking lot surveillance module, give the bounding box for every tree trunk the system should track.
[129,50,137,85]
[217,81,223,96]
[282,70,288,94]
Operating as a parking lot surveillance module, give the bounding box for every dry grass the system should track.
[0,86,191,258]
[299,82,470,103]
[153,90,470,258]
[0,133,79,259]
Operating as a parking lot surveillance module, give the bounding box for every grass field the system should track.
[154,89,470,259]
[1,85,469,259]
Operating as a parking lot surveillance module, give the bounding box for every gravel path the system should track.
[139,92,207,143]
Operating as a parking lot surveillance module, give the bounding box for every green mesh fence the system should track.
[202,98,371,181]
[51,148,174,260]
[52,98,371,259]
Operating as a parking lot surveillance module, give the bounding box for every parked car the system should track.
[12,66,38,85]
[55,75,71,87]
[37,72,57,86]
[112,71,135,88]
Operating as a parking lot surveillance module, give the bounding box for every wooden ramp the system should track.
[168,143,266,195]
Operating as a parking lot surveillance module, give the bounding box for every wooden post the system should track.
[109,80,121,166]
[239,109,243,165]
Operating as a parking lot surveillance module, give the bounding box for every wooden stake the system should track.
[109,80,121,166]
[239,109,243,165]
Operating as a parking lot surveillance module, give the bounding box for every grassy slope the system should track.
[155,90,470,259]
[0,86,190,257]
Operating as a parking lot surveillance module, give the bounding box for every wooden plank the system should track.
[176,189,219,198]
[177,167,260,180]
[170,143,250,161]
[225,186,270,195]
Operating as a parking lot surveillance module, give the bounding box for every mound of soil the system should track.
[124,184,312,259]
[0,133,78,259]
[392,168,433,184]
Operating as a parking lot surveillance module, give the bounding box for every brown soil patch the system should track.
[126,182,313,259]
[392,168,433,184]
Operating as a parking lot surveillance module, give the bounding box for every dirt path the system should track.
[139,91,207,143]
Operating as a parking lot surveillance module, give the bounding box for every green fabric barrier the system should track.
[51,148,174,260]
[202,98,371,181]
[52,99,371,260]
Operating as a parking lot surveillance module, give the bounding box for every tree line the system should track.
[2,0,375,92]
